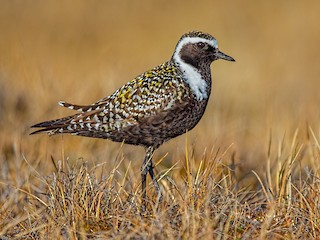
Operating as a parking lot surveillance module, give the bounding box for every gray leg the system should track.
[141,146,161,201]
[141,154,149,200]
[148,161,160,193]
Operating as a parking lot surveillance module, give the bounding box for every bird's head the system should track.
[173,31,235,68]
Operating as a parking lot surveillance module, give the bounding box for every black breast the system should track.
[107,91,209,149]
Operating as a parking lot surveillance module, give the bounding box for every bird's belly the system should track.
[109,100,208,148]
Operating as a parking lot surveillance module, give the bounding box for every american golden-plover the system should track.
[31,31,235,201]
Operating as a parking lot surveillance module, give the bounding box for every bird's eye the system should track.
[197,42,205,48]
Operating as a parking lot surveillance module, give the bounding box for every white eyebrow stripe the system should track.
[173,37,218,60]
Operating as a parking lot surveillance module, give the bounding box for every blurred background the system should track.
[0,0,320,183]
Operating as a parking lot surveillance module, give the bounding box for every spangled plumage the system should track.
[32,62,195,147]
[31,31,235,205]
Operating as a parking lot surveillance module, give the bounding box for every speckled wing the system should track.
[31,62,191,142]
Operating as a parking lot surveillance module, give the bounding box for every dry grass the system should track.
[1,0,320,239]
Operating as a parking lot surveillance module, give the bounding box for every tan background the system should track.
[1,0,319,182]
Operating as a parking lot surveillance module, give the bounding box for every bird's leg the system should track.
[141,146,154,201]
[148,160,162,201]
[141,146,161,202]
[141,162,148,201]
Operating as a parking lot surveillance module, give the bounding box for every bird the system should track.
[31,31,235,203]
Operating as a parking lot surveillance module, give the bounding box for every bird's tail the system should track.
[58,101,87,112]
[30,100,109,136]
[30,100,90,135]
[30,115,77,135]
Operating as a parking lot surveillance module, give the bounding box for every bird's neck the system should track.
[173,58,212,101]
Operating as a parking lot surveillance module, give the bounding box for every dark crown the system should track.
[179,31,216,42]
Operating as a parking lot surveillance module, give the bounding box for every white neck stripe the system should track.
[173,37,217,101]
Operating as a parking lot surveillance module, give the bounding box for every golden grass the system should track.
[1,0,320,238]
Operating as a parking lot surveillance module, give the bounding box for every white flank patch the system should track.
[114,122,121,130]
[123,111,129,118]
[93,115,100,122]
[173,36,218,101]
[164,99,175,110]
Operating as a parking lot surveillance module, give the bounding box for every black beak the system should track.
[215,50,235,62]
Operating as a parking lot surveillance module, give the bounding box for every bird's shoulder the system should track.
[95,61,190,110]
